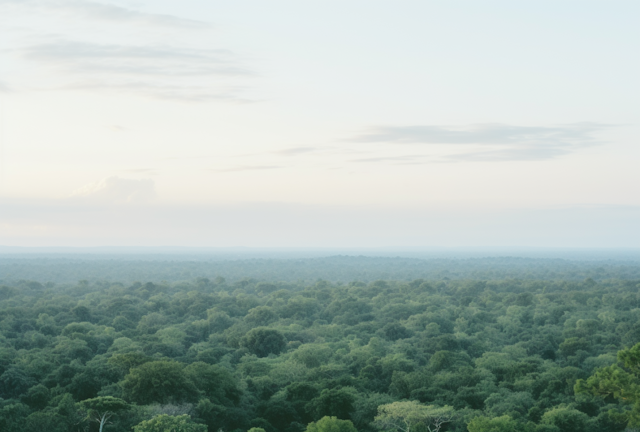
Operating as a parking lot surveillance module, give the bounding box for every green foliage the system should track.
[0,403,30,432]
[575,342,640,428]
[184,362,241,405]
[77,396,130,432]
[21,384,50,409]
[306,416,358,432]
[78,395,129,413]
[122,361,199,405]
[466,415,528,432]
[1,259,640,432]
[374,401,454,432]
[240,327,287,357]
[132,414,207,432]
[25,410,68,432]
[539,406,588,432]
[308,387,358,420]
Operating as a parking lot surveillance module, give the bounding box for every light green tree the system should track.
[575,342,640,427]
[78,396,130,432]
[132,414,207,432]
[306,416,358,432]
[539,406,588,432]
[374,401,454,432]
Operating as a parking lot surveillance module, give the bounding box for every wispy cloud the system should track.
[1,0,210,29]
[20,41,248,76]
[351,123,611,161]
[13,40,252,101]
[1,0,252,102]
[352,123,606,145]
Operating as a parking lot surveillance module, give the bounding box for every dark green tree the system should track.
[467,415,530,432]
[184,361,241,405]
[307,388,357,420]
[240,327,287,357]
[122,361,199,405]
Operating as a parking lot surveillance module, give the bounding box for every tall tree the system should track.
[374,401,454,432]
[78,396,130,432]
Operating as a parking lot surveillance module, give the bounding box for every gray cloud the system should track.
[351,123,611,162]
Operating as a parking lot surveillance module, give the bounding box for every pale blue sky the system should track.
[0,1,638,247]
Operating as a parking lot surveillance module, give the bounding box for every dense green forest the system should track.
[2,257,640,431]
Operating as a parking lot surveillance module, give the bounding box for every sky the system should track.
[0,0,639,248]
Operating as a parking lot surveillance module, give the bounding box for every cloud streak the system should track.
[351,123,611,161]
[1,0,210,29]
[13,40,252,101]
[1,1,251,101]
[21,41,248,77]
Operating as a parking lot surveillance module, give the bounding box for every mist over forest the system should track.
[3,249,640,285]
[2,251,640,432]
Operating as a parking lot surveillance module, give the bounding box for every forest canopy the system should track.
[1,256,640,431]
